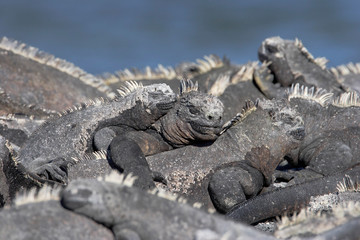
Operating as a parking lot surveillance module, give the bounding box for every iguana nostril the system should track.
[207,115,213,120]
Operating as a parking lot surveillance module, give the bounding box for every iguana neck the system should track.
[153,109,195,148]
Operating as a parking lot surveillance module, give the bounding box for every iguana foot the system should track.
[28,157,69,184]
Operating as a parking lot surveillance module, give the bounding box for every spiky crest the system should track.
[70,150,107,163]
[148,188,189,205]
[208,61,259,96]
[14,185,61,206]
[99,64,177,84]
[116,80,143,97]
[220,100,257,134]
[0,37,115,98]
[99,55,222,84]
[294,38,328,70]
[287,83,333,106]
[179,79,198,95]
[276,201,360,238]
[330,62,360,79]
[332,91,360,108]
[208,74,231,96]
[337,175,360,192]
[96,171,137,186]
[194,54,224,73]
[231,61,259,83]
[55,81,142,118]
[56,97,109,117]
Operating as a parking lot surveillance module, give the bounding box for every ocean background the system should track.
[0,0,359,75]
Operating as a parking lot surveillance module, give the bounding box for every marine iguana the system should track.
[226,85,360,223]
[256,36,344,98]
[0,186,114,240]
[103,79,224,190]
[142,97,305,211]
[17,81,176,183]
[0,36,114,114]
[60,172,276,240]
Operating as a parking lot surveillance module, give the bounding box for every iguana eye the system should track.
[189,106,200,115]
[266,44,278,53]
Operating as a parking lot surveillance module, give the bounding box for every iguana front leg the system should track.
[109,131,171,190]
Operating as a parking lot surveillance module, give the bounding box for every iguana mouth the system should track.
[190,123,222,136]
[61,188,91,210]
[156,101,176,111]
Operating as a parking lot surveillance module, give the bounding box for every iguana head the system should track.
[257,98,305,142]
[61,179,114,227]
[258,36,299,87]
[141,83,177,116]
[154,80,224,147]
[258,36,325,88]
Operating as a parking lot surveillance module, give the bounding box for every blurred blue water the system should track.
[0,0,359,74]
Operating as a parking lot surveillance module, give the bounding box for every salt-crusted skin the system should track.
[61,176,276,240]
[17,82,176,183]
[146,98,305,211]
[257,36,344,98]
[0,37,115,114]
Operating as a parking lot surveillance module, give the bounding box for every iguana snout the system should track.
[61,180,114,226]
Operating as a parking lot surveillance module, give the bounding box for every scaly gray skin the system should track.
[0,135,60,206]
[227,86,360,223]
[102,80,224,190]
[145,98,305,211]
[274,177,360,239]
[0,198,114,240]
[61,176,276,240]
[256,36,344,98]
[226,164,360,224]
[17,82,176,183]
[283,89,360,177]
[0,114,45,150]
[0,37,114,115]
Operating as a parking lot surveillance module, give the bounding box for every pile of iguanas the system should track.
[1,35,360,239]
